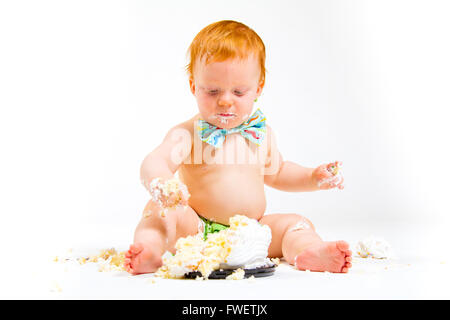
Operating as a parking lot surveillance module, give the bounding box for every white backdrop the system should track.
[1,0,449,268]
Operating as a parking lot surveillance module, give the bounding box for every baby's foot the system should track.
[124,243,162,275]
[294,240,352,273]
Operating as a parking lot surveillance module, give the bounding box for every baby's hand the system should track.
[312,161,345,190]
[144,177,190,217]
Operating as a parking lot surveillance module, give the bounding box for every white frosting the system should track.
[159,236,206,278]
[317,162,344,188]
[355,236,394,259]
[210,114,237,126]
[147,177,190,217]
[317,171,343,188]
[288,219,311,232]
[160,251,199,278]
[220,217,272,269]
[155,215,273,279]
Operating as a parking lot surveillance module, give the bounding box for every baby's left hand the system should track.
[311,161,345,190]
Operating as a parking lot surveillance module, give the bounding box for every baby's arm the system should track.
[263,126,343,192]
[140,123,192,203]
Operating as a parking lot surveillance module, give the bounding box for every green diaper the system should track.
[199,215,229,240]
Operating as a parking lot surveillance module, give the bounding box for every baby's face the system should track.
[190,55,263,129]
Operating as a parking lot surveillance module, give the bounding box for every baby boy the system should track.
[124,20,352,275]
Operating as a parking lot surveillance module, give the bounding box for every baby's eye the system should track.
[234,90,245,96]
[208,90,219,96]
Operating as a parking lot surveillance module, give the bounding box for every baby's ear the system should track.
[189,77,196,95]
[256,78,265,96]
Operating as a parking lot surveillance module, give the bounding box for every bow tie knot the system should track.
[196,109,266,148]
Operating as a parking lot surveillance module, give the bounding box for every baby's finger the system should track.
[318,183,330,190]
[321,183,334,190]
[327,161,339,168]
[327,161,342,175]
[318,164,334,179]
[335,174,345,190]
[318,176,339,189]
[322,182,338,190]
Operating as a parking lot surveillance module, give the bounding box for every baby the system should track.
[124,20,352,275]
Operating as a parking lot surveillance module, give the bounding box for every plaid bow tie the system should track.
[196,109,267,148]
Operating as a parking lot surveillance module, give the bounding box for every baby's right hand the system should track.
[312,161,344,190]
[146,177,190,212]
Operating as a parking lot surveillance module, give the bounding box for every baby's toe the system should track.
[336,240,349,252]
[130,243,143,254]
[124,259,133,272]
[341,261,352,273]
[125,250,133,259]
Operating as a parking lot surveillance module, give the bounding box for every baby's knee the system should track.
[174,205,203,238]
[285,214,315,233]
[139,200,179,232]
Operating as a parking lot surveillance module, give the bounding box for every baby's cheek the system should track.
[237,105,255,122]
[199,104,217,119]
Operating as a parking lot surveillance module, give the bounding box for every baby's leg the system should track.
[124,200,201,275]
[259,214,352,273]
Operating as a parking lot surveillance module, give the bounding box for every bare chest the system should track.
[184,133,268,168]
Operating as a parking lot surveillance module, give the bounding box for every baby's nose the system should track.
[218,97,233,107]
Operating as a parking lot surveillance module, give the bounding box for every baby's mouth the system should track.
[216,113,236,118]
[214,113,237,124]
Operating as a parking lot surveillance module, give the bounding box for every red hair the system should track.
[186,20,266,85]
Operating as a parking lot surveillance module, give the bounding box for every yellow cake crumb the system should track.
[328,163,341,176]
[76,248,126,272]
[155,215,262,279]
[148,177,190,217]
[143,210,152,218]
[226,268,245,280]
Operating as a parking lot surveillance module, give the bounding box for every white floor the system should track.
[3,220,449,300]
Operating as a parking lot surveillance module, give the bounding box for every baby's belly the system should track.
[179,165,266,225]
